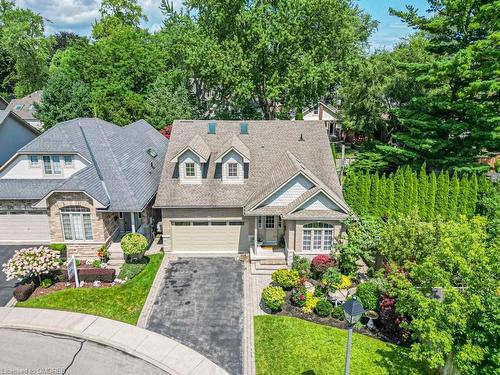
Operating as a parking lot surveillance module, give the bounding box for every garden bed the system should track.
[29,280,114,299]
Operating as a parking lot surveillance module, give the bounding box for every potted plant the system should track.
[97,245,109,263]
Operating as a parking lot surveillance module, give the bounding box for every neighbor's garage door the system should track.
[0,212,50,243]
[171,220,249,252]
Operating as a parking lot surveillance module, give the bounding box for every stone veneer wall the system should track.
[47,192,119,260]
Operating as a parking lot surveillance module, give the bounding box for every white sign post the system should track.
[67,256,80,288]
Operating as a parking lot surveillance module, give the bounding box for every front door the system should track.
[119,212,132,233]
[263,216,277,243]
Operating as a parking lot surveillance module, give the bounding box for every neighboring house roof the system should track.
[0,110,40,136]
[156,120,348,216]
[0,118,168,212]
[5,91,42,128]
[303,101,340,121]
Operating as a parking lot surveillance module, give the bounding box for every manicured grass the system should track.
[254,315,427,375]
[17,253,163,325]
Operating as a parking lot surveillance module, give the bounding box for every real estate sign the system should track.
[67,256,80,288]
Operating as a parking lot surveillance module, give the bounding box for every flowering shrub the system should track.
[290,285,307,307]
[271,269,299,290]
[2,246,60,282]
[121,233,148,256]
[311,255,336,277]
[301,292,320,314]
[262,286,286,311]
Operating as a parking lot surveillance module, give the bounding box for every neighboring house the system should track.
[5,91,43,130]
[0,96,7,110]
[303,101,342,141]
[0,110,40,167]
[155,120,350,268]
[0,118,168,260]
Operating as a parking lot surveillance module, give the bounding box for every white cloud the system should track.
[14,0,183,35]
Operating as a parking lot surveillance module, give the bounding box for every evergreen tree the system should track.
[448,171,460,219]
[371,172,380,217]
[427,171,437,220]
[386,177,395,218]
[418,163,428,220]
[458,175,470,217]
[470,174,479,217]
[394,167,405,215]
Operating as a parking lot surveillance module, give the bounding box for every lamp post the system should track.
[342,296,365,375]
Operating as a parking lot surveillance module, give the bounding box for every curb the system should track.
[0,307,229,375]
[137,251,169,328]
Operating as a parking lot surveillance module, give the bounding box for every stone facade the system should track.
[0,199,44,212]
[46,192,119,259]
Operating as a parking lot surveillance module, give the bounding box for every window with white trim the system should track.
[29,155,39,167]
[278,216,282,228]
[227,162,238,177]
[265,216,275,229]
[185,162,195,177]
[60,206,93,241]
[302,222,334,251]
[63,155,73,167]
[257,216,262,229]
[43,155,62,175]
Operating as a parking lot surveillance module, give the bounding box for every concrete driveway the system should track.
[147,257,244,375]
[0,329,168,375]
[0,245,36,306]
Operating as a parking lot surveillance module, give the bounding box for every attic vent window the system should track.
[147,148,158,158]
[240,122,249,134]
[208,122,216,134]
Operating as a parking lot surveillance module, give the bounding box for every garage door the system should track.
[0,212,51,243]
[171,220,249,252]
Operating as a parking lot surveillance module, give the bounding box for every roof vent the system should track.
[299,133,305,141]
[240,122,248,134]
[147,148,158,158]
[208,122,216,134]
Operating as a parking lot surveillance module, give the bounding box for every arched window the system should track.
[60,206,93,241]
[303,222,333,251]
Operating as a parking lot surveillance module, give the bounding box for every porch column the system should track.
[131,212,136,233]
[254,216,258,251]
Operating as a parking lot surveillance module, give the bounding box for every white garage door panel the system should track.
[172,224,249,252]
[0,214,51,243]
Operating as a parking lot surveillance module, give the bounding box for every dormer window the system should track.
[185,162,196,177]
[29,155,39,167]
[228,163,238,177]
[43,155,62,175]
[64,155,74,167]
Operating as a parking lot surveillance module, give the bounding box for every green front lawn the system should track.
[17,253,163,325]
[254,315,427,375]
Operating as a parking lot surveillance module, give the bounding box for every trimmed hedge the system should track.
[13,282,35,301]
[48,243,67,260]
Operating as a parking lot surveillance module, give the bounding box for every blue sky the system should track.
[15,0,429,49]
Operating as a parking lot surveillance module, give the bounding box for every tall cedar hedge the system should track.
[343,164,490,221]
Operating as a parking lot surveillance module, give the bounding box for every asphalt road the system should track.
[147,257,245,375]
[0,245,32,305]
[0,328,169,375]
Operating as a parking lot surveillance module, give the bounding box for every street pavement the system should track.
[0,328,169,375]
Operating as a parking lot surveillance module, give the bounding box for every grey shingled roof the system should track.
[283,210,349,220]
[155,120,347,214]
[171,134,211,162]
[216,135,251,161]
[1,118,168,211]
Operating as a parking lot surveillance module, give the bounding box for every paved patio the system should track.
[147,257,244,375]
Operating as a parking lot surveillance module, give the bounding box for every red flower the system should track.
[300,295,305,301]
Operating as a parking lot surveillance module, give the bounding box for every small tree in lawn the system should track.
[2,246,60,284]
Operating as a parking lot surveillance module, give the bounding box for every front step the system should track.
[251,261,288,275]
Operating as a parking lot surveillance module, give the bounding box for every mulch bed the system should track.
[29,281,114,299]
[269,290,395,344]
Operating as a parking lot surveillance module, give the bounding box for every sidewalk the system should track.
[0,307,228,375]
